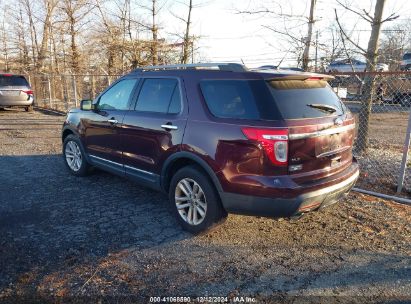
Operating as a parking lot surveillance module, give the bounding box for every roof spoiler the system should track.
[268,73,334,81]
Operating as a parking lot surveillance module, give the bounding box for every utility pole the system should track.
[315,30,319,72]
[302,0,316,71]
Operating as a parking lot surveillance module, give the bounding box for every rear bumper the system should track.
[220,162,359,218]
[0,97,34,107]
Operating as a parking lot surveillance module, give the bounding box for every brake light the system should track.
[21,89,33,95]
[2,74,12,76]
[242,128,288,166]
[306,77,322,81]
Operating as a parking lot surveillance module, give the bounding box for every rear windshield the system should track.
[0,75,29,87]
[200,79,345,121]
[403,53,411,60]
[267,80,345,119]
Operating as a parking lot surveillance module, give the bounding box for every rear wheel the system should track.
[63,134,91,176]
[169,166,227,234]
[25,105,33,112]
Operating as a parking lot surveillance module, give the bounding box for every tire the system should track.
[168,166,227,234]
[63,134,91,176]
[25,105,33,112]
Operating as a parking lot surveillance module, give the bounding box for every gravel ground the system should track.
[351,110,411,197]
[0,108,410,303]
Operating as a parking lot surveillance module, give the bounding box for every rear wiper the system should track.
[307,103,337,114]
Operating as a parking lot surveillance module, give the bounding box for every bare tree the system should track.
[60,0,92,74]
[181,0,193,64]
[335,0,399,153]
[150,0,159,65]
[16,6,31,72]
[302,0,316,70]
[37,0,58,72]
[237,0,318,70]
[20,0,40,68]
[380,21,411,70]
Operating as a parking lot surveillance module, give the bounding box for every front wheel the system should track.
[169,166,227,234]
[63,134,91,176]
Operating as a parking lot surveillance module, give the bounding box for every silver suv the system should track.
[0,74,34,112]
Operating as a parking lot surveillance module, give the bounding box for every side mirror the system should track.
[80,99,93,111]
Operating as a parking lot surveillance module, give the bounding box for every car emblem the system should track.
[334,117,343,126]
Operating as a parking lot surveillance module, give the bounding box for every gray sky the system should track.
[165,0,411,67]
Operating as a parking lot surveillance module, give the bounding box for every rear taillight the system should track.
[21,89,33,95]
[242,128,288,166]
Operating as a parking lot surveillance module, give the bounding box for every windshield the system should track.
[403,53,411,60]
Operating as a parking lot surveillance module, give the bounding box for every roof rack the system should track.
[133,63,248,73]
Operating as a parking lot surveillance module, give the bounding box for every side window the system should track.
[135,78,180,114]
[98,79,138,110]
[200,80,261,119]
[168,86,182,114]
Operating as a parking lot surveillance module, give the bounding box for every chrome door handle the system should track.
[107,119,118,124]
[161,124,178,130]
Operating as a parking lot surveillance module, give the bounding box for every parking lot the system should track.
[0,108,410,303]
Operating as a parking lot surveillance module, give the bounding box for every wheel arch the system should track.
[161,152,223,194]
[62,126,80,142]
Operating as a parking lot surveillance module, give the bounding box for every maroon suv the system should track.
[62,63,359,233]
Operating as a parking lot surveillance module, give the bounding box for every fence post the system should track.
[91,74,96,99]
[397,108,411,193]
[72,75,78,107]
[62,75,68,112]
[47,75,52,108]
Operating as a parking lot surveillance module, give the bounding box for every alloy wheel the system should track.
[175,178,207,225]
[65,141,82,172]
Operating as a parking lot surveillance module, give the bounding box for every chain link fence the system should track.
[25,71,411,199]
[330,71,411,199]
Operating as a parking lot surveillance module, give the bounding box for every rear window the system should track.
[0,75,29,87]
[200,79,345,121]
[267,80,346,119]
[403,53,411,60]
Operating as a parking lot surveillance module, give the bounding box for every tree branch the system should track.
[336,0,373,23]
[334,8,367,54]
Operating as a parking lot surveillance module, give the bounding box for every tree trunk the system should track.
[37,0,55,72]
[151,0,158,65]
[181,0,193,64]
[22,0,39,68]
[70,17,79,73]
[302,0,316,71]
[357,0,386,153]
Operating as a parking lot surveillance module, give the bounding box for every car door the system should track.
[120,77,187,187]
[83,77,140,174]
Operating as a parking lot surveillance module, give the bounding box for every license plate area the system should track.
[315,133,343,157]
[1,90,20,96]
